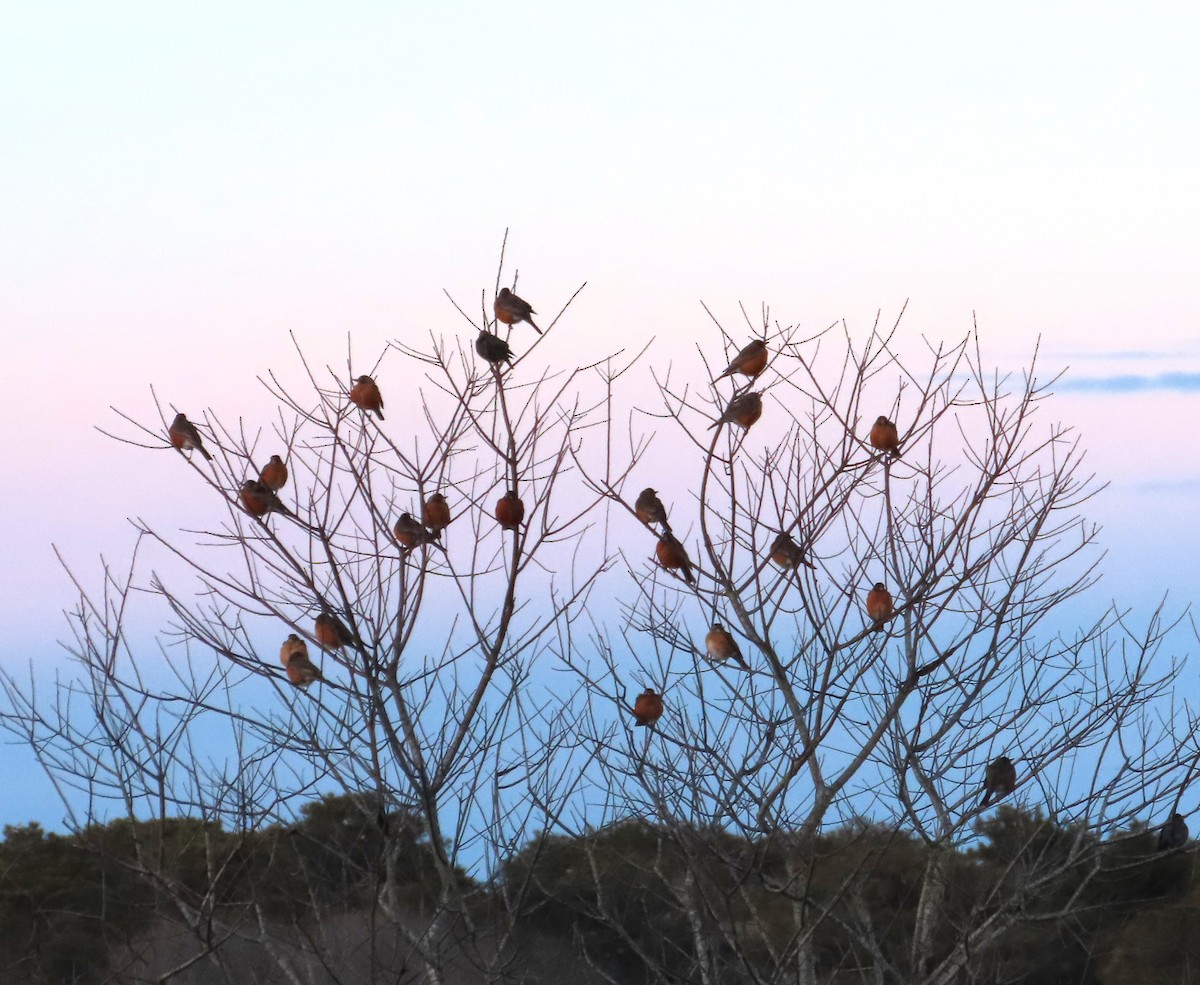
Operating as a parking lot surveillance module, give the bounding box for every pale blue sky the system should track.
[2,2,1198,827]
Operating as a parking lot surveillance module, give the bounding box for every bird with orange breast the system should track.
[715,339,769,382]
[476,330,515,366]
[280,633,323,687]
[865,582,894,629]
[394,512,438,550]
[349,375,385,420]
[769,532,816,571]
[422,492,451,534]
[259,455,288,492]
[631,687,664,727]
[314,612,355,650]
[656,533,695,585]
[169,413,213,461]
[634,488,672,533]
[868,416,901,457]
[241,479,294,519]
[980,756,1017,807]
[494,287,541,335]
[495,490,525,532]
[705,623,749,669]
[708,392,763,431]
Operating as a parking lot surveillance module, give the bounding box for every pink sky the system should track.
[2,4,1198,824]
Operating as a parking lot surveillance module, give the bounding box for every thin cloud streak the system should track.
[1056,372,1200,393]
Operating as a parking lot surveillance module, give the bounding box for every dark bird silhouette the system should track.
[635,487,671,532]
[240,479,294,519]
[394,512,438,550]
[495,490,525,532]
[769,531,815,571]
[349,375,385,420]
[168,413,213,461]
[708,391,763,431]
[422,492,451,533]
[632,688,664,727]
[715,339,769,381]
[494,287,541,334]
[1159,812,1189,851]
[981,756,1017,807]
[476,330,515,366]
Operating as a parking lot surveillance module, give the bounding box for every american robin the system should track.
[494,287,542,335]
[259,454,288,492]
[708,391,763,431]
[422,492,451,533]
[240,479,294,519]
[632,687,664,727]
[634,488,671,532]
[1159,813,1189,851]
[168,413,213,461]
[980,756,1017,807]
[715,339,769,381]
[656,533,695,585]
[280,633,323,687]
[769,532,815,571]
[476,330,515,366]
[705,623,749,669]
[868,416,901,456]
[865,582,894,627]
[349,375,385,420]
[314,612,354,650]
[495,490,525,531]
[394,512,437,550]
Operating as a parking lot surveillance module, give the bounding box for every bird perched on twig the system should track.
[980,756,1017,807]
[632,688,664,727]
[708,391,763,431]
[495,490,525,532]
[476,330,515,366]
[314,612,355,650]
[280,633,323,687]
[769,532,815,571]
[259,455,288,492]
[349,375,385,420]
[422,493,451,533]
[394,512,439,550]
[656,533,695,585]
[168,413,213,461]
[240,480,294,519]
[494,287,541,335]
[635,488,671,533]
[715,339,769,382]
[869,415,901,457]
[865,582,894,629]
[705,623,749,669]
[1159,812,1189,851]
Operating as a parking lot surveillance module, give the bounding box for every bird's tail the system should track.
[200,447,214,461]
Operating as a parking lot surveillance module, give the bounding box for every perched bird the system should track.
[980,756,1017,807]
[349,375,385,420]
[705,623,749,669]
[494,286,541,334]
[314,612,354,650]
[168,413,213,461]
[279,634,323,687]
[708,391,763,431]
[769,531,815,571]
[715,339,769,381]
[240,479,294,519]
[869,415,901,456]
[476,330,515,366]
[865,582,894,627]
[634,487,671,532]
[495,490,525,531]
[259,454,288,492]
[394,512,437,550]
[1158,813,1189,851]
[422,492,451,533]
[656,533,695,585]
[632,687,664,727]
